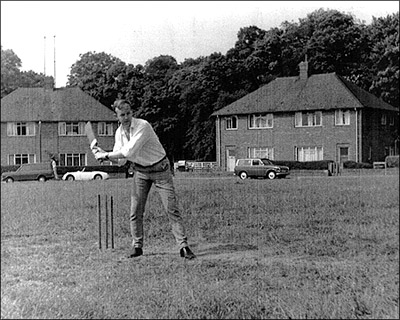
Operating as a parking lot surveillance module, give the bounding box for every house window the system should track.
[249,114,273,129]
[334,110,350,125]
[248,147,274,159]
[98,122,114,136]
[7,122,35,136]
[225,116,238,130]
[389,115,395,126]
[59,153,86,166]
[8,154,35,165]
[381,114,387,125]
[295,146,323,161]
[295,111,322,127]
[58,122,85,136]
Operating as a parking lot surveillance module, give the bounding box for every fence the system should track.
[175,161,217,172]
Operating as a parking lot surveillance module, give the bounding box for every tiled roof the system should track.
[1,87,115,122]
[212,72,398,116]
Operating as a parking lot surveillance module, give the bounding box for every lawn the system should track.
[1,173,399,319]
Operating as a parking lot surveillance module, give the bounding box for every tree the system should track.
[1,47,48,98]
[299,9,371,77]
[136,55,181,159]
[1,47,21,97]
[67,51,126,108]
[368,13,399,107]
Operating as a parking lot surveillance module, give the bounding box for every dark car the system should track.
[1,163,55,183]
[234,158,290,180]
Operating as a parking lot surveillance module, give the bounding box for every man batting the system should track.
[93,99,196,260]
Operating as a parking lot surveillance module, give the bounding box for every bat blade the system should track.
[85,121,105,163]
[85,121,98,150]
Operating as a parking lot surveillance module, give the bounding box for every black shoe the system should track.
[180,247,196,260]
[128,247,143,258]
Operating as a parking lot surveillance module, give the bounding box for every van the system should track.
[1,162,55,183]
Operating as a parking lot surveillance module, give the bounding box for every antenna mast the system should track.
[53,35,56,88]
[44,36,46,75]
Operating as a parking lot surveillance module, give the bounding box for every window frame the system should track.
[295,146,323,161]
[58,122,85,136]
[248,113,273,129]
[225,116,238,130]
[59,153,87,166]
[334,110,350,126]
[389,115,395,126]
[381,114,387,125]
[98,122,114,136]
[7,122,36,136]
[295,111,322,127]
[248,147,274,159]
[8,153,36,165]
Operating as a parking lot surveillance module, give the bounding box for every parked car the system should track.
[234,158,290,180]
[176,160,195,172]
[62,168,109,181]
[1,162,55,183]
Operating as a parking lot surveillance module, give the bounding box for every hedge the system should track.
[343,161,373,169]
[1,164,128,176]
[56,165,127,176]
[273,160,334,170]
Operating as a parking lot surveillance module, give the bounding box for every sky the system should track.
[1,1,399,87]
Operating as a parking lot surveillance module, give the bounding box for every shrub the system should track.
[386,155,399,168]
[273,160,334,170]
[343,161,373,169]
[1,164,130,177]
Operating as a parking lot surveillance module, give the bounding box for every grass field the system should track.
[1,172,399,319]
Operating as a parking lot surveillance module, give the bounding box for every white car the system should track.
[62,168,110,181]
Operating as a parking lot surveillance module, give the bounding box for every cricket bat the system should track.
[85,121,101,157]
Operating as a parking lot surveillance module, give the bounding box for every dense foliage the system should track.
[2,9,399,161]
[1,47,50,98]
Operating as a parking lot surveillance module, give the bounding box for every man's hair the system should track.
[112,99,131,112]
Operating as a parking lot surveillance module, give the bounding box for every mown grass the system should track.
[1,173,399,319]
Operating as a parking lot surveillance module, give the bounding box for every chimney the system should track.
[44,77,54,90]
[298,57,309,80]
[299,53,308,80]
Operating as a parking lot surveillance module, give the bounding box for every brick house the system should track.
[211,61,399,171]
[1,80,118,167]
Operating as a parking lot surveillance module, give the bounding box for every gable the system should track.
[1,87,115,122]
[212,73,397,116]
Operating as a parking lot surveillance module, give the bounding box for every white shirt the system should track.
[113,118,166,167]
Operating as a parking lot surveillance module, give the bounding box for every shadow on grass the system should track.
[194,243,258,257]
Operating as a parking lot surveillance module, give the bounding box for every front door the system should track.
[337,145,349,163]
[226,148,236,172]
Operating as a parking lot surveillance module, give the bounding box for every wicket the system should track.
[97,194,115,250]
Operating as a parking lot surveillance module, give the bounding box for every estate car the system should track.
[1,163,55,183]
[234,158,290,180]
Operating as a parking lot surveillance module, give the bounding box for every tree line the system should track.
[1,9,399,161]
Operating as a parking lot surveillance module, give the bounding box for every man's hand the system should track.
[92,145,105,154]
[94,149,108,161]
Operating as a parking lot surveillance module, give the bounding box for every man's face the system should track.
[115,104,133,127]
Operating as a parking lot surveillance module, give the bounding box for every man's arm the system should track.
[95,149,125,162]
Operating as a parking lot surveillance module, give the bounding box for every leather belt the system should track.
[134,155,167,169]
